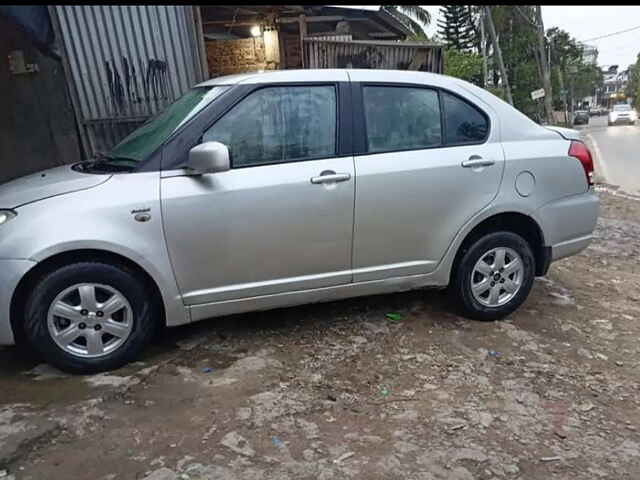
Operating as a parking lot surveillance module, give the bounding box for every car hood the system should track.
[0,165,112,208]
[544,126,582,141]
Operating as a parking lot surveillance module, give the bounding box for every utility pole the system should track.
[534,6,554,125]
[557,66,568,125]
[480,8,488,88]
[483,5,513,105]
[568,64,577,126]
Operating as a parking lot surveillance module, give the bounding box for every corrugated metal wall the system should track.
[304,38,443,73]
[0,13,81,184]
[53,5,205,156]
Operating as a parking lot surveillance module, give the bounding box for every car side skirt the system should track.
[189,272,442,323]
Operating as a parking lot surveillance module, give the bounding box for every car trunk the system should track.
[544,126,582,141]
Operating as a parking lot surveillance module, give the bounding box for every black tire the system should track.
[450,231,535,321]
[24,261,158,374]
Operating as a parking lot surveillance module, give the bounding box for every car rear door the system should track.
[351,82,505,282]
[161,81,356,305]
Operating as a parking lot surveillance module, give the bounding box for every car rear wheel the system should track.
[24,261,158,374]
[450,231,535,321]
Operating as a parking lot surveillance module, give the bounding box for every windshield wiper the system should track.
[80,153,137,173]
[96,151,138,164]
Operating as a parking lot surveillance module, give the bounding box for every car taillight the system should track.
[568,140,594,187]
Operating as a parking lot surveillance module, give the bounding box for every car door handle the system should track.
[461,157,495,168]
[310,172,351,184]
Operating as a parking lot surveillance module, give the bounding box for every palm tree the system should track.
[381,5,431,39]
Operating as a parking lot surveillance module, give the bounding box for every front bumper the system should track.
[0,259,35,345]
[610,117,635,124]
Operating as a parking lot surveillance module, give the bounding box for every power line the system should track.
[580,25,640,43]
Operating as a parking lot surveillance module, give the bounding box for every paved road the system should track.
[580,115,640,194]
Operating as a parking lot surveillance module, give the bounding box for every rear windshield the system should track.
[613,104,631,111]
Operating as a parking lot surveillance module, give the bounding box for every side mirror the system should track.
[186,141,230,175]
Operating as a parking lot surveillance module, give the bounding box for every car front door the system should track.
[161,82,355,305]
[352,83,504,282]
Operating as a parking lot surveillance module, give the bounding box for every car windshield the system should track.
[101,85,230,166]
[613,105,631,111]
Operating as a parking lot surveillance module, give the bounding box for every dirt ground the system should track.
[1,187,640,480]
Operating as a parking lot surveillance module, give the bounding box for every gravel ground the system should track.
[1,188,639,480]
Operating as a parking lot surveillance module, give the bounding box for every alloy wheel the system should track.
[47,283,133,358]
[470,247,524,307]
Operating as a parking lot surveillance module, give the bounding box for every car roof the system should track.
[196,68,458,87]
[197,69,350,86]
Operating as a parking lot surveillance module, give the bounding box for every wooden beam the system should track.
[368,32,401,38]
[278,15,368,24]
[193,6,210,81]
[203,20,262,27]
[278,28,286,70]
[202,15,369,28]
[212,6,261,16]
[303,38,443,48]
[298,14,307,68]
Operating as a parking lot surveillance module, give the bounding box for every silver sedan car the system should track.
[0,69,599,373]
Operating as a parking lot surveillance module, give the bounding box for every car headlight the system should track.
[0,210,16,226]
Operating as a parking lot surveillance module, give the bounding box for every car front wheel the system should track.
[24,261,158,374]
[450,231,535,321]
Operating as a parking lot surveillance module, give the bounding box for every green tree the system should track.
[465,6,485,55]
[444,48,483,85]
[547,27,581,120]
[487,6,539,115]
[573,63,604,100]
[381,6,431,38]
[626,53,640,109]
[547,27,581,71]
[437,5,476,51]
[473,7,599,122]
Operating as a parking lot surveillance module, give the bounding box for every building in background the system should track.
[575,43,599,111]
[602,65,630,108]
[579,43,598,65]
[200,6,442,76]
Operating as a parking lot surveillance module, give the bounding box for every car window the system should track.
[203,85,337,167]
[442,91,489,145]
[613,105,630,111]
[362,86,441,153]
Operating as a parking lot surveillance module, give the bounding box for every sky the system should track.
[339,6,640,69]
[421,5,640,69]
